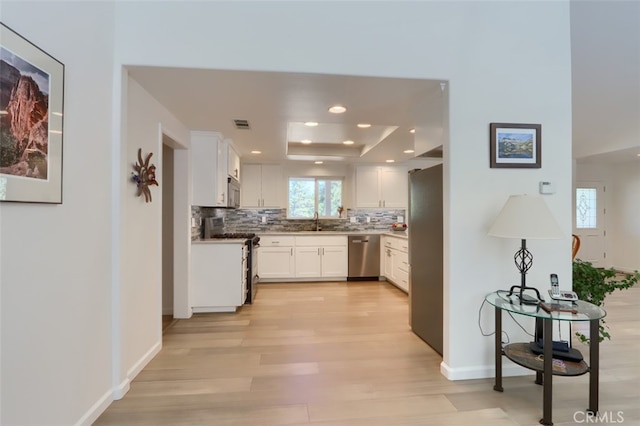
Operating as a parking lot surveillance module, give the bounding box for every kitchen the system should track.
[184,117,443,353]
[126,70,447,344]
[137,69,447,351]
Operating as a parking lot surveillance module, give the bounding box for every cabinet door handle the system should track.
[290,248,293,256]
[221,193,225,203]
[383,200,386,207]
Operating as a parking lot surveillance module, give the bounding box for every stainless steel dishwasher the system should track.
[348,235,380,280]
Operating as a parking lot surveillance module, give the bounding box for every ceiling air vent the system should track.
[233,119,251,130]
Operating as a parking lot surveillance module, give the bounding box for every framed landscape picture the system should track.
[489,123,541,169]
[0,23,64,203]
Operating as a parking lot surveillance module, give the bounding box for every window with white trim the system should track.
[288,177,343,218]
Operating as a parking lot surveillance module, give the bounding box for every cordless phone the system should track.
[550,273,560,297]
[547,273,579,301]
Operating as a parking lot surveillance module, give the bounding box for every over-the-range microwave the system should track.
[227,177,240,208]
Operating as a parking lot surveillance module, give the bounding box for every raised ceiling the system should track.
[126,67,445,164]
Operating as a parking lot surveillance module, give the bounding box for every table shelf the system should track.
[503,343,589,377]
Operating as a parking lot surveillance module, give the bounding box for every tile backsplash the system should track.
[191,207,405,239]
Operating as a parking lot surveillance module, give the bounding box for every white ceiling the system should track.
[126,2,639,166]
[127,67,443,164]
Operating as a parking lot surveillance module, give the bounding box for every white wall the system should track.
[113,1,573,381]
[576,162,640,272]
[610,163,640,272]
[571,1,640,159]
[0,2,115,424]
[115,76,189,398]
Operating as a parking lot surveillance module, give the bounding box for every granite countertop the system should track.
[258,230,409,239]
[192,238,247,244]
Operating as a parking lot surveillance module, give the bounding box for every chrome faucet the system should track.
[314,211,320,231]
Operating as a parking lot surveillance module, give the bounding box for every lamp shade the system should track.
[488,194,564,240]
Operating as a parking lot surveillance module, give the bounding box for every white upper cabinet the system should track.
[242,164,282,208]
[191,131,226,207]
[227,143,240,181]
[355,166,408,208]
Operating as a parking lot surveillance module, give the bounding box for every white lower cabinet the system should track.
[381,235,409,292]
[294,236,348,279]
[191,242,247,312]
[295,247,322,278]
[320,246,348,277]
[258,234,348,280]
[258,236,295,279]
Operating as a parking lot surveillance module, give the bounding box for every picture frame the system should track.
[489,123,541,169]
[0,23,64,203]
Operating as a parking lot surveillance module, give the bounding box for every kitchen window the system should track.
[288,177,343,218]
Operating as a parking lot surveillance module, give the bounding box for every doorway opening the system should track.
[574,181,606,266]
[162,137,177,334]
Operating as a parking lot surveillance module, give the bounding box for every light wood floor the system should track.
[96,281,640,426]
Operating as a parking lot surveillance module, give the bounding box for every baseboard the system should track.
[74,340,160,424]
[127,340,162,382]
[111,377,130,400]
[73,388,114,426]
[440,360,530,380]
[611,265,639,275]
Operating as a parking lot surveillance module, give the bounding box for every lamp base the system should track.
[507,284,542,305]
[517,293,540,305]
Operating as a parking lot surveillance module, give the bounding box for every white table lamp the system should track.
[488,194,565,304]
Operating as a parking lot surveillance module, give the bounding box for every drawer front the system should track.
[295,235,347,247]
[259,235,295,246]
[386,236,408,252]
[396,251,409,272]
[394,268,409,292]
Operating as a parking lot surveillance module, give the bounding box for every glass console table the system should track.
[485,291,606,426]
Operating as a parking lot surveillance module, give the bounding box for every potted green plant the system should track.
[572,259,639,343]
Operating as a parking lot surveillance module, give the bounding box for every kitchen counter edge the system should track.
[258,231,408,239]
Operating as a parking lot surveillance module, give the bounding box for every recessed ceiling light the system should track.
[357,123,371,128]
[386,159,395,163]
[343,140,354,145]
[328,105,347,114]
[404,149,415,154]
[301,139,312,144]
[304,121,319,127]
[314,161,323,164]
[409,128,416,134]
[251,150,262,154]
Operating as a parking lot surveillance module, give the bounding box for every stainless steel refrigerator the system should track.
[408,165,443,355]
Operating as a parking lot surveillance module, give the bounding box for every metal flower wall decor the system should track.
[131,148,159,203]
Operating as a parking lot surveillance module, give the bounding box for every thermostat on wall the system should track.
[539,181,556,194]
